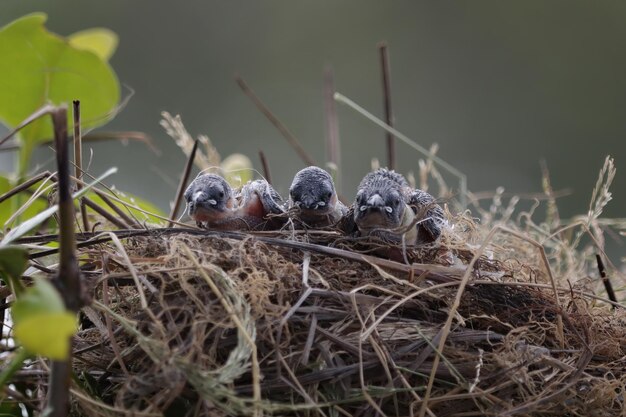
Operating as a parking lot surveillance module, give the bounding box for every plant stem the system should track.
[378,42,395,170]
[258,150,272,185]
[169,139,199,227]
[47,105,82,417]
[73,100,90,232]
[235,75,317,167]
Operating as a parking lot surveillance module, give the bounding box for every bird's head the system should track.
[184,174,233,223]
[353,184,405,230]
[289,166,337,217]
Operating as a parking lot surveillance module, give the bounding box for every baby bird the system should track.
[288,166,347,227]
[184,173,285,230]
[351,168,444,244]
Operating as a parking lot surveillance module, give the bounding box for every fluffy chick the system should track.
[288,166,347,227]
[185,174,285,230]
[351,168,444,244]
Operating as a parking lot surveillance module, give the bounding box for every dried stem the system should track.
[258,150,272,185]
[334,92,467,208]
[235,75,317,167]
[596,254,617,307]
[92,190,138,228]
[378,42,395,170]
[0,104,56,146]
[47,105,81,417]
[169,139,199,227]
[73,100,89,232]
[324,65,340,168]
[83,197,130,229]
[0,171,53,204]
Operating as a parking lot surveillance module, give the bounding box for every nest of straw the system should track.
[50,201,624,417]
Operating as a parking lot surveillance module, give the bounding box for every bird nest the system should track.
[62,204,626,417]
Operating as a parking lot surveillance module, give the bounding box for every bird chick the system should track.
[184,174,234,228]
[288,166,347,227]
[184,173,285,230]
[352,168,444,244]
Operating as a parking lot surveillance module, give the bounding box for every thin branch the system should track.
[73,101,83,186]
[73,100,90,232]
[48,105,81,417]
[378,42,395,170]
[0,131,158,154]
[324,65,340,168]
[334,92,467,209]
[258,150,272,185]
[83,197,130,229]
[235,75,317,167]
[0,171,53,204]
[92,190,138,228]
[0,104,56,146]
[596,254,617,308]
[169,139,199,226]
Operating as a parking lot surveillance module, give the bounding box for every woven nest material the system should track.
[60,209,626,417]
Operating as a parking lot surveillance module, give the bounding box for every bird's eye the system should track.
[325,191,332,200]
[219,191,225,199]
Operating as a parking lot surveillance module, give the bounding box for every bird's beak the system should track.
[366,194,384,207]
[301,196,316,210]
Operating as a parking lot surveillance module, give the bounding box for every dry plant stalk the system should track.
[160,111,221,171]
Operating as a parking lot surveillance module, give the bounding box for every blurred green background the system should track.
[1,2,624,236]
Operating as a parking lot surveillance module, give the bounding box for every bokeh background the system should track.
[1,1,624,260]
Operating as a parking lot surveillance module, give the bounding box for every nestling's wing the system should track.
[336,205,358,235]
[407,189,444,243]
[259,182,286,214]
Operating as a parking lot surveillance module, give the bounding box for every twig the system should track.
[324,65,340,168]
[92,191,138,228]
[0,171,53,204]
[82,197,129,229]
[52,106,82,310]
[169,139,199,226]
[235,75,317,167]
[48,105,81,417]
[378,42,395,170]
[73,100,89,232]
[0,131,158,154]
[596,254,617,308]
[334,92,467,209]
[0,104,56,146]
[258,150,272,185]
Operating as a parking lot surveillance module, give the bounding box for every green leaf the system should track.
[0,245,28,278]
[68,28,118,61]
[0,400,23,417]
[0,13,120,168]
[12,278,77,360]
[11,278,65,323]
[14,311,77,360]
[0,167,117,245]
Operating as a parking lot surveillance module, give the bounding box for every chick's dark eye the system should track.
[219,191,225,199]
[325,191,332,200]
